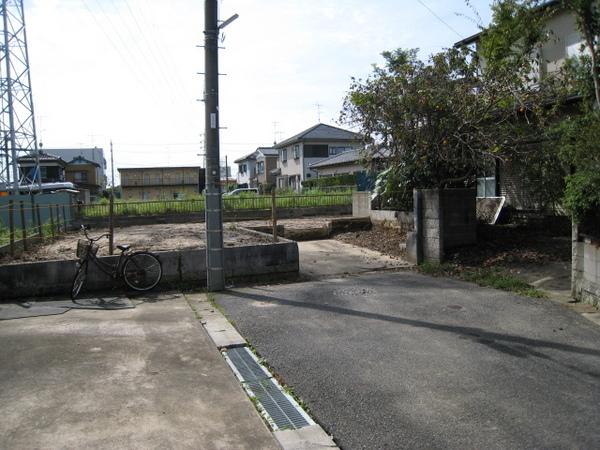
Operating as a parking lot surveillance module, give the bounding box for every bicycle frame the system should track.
[77,228,129,280]
[83,248,128,280]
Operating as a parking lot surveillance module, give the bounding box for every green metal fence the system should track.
[78,193,352,218]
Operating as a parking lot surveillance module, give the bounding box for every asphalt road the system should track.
[215,271,600,449]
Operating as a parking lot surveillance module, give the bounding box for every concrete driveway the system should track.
[215,272,600,449]
[298,239,410,279]
[0,293,278,450]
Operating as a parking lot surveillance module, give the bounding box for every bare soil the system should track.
[0,223,272,265]
[333,225,407,259]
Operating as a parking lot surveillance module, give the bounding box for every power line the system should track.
[416,0,464,39]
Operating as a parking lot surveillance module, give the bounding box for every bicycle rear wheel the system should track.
[71,261,88,300]
[122,252,162,291]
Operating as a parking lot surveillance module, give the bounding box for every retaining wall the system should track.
[0,239,299,299]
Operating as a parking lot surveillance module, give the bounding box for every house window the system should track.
[293,145,300,159]
[477,177,496,197]
[304,145,329,158]
[329,146,351,156]
[257,161,264,174]
[73,171,88,182]
[282,149,287,162]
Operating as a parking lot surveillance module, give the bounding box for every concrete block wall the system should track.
[441,189,477,249]
[572,225,600,307]
[352,191,414,231]
[407,189,477,264]
[0,240,299,299]
[352,191,371,217]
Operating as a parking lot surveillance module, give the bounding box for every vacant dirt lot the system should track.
[0,223,272,265]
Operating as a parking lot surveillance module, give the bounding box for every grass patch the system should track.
[418,262,546,298]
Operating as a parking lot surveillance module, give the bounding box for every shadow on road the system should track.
[223,289,600,366]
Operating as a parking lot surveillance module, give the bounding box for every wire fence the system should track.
[0,199,74,255]
[78,193,353,218]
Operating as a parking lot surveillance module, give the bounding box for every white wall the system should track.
[237,159,256,186]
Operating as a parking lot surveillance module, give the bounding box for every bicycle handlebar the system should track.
[80,225,109,242]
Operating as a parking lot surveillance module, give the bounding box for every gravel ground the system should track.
[0,223,272,265]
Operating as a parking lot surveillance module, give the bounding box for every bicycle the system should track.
[71,225,163,300]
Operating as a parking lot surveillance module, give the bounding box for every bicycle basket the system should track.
[76,239,99,258]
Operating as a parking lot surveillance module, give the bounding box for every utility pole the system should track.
[108,140,115,255]
[204,1,237,291]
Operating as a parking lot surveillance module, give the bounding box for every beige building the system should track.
[119,166,202,201]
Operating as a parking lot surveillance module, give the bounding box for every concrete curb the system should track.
[185,293,246,349]
[184,292,339,450]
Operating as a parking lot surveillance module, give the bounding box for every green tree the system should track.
[480,0,600,224]
[341,46,559,200]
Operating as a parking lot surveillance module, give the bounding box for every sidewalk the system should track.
[0,292,279,450]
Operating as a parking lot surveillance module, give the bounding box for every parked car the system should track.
[223,188,259,196]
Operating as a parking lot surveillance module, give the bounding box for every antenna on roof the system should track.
[272,121,283,145]
[315,102,322,123]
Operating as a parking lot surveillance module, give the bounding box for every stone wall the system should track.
[572,224,600,308]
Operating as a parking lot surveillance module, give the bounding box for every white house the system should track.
[272,123,362,191]
[234,151,257,188]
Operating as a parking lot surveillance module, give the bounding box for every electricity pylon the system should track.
[0,0,40,193]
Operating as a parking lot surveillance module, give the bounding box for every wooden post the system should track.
[49,205,55,239]
[19,200,27,251]
[8,200,15,257]
[36,204,42,238]
[271,189,278,243]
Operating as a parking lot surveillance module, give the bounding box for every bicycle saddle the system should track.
[117,244,131,252]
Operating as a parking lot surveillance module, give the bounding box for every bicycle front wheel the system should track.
[71,261,88,300]
[122,252,162,291]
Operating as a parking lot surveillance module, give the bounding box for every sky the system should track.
[25,0,493,184]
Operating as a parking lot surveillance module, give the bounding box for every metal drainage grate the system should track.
[224,347,312,430]
[226,346,271,382]
[246,379,310,430]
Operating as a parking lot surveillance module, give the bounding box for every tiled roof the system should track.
[274,123,362,148]
[256,147,278,157]
[234,151,258,163]
[309,149,361,169]
[18,152,67,165]
[68,156,100,167]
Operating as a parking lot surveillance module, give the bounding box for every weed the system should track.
[417,262,547,299]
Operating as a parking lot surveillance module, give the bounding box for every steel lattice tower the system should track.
[0,0,39,193]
